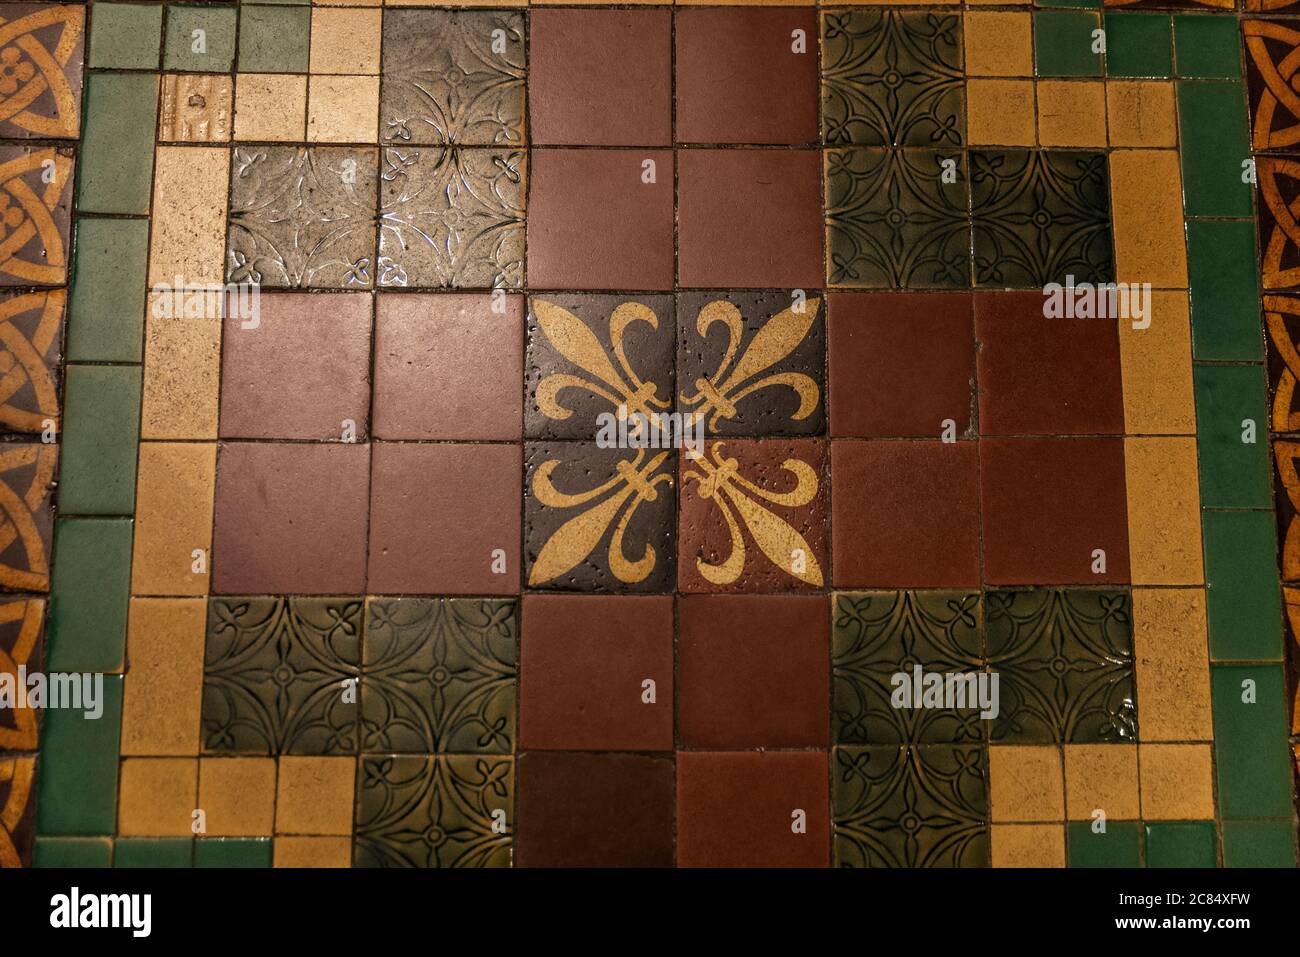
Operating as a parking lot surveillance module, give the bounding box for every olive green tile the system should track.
[238,5,309,73]
[1035,11,1103,77]
[1202,510,1283,662]
[59,364,142,515]
[1193,364,1270,508]
[1187,221,1263,361]
[1211,665,1293,819]
[66,218,149,363]
[1144,822,1217,868]
[1177,83,1252,218]
[195,838,273,868]
[35,837,114,868]
[88,3,163,70]
[164,5,237,72]
[115,838,193,868]
[1221,820,1298,867]
[48,518,132,673]
[1067,821,1142,867]
[77,73,159,215]
[35,676,123,836]
[1104,13,1171,78]
[1173,14,1241,79]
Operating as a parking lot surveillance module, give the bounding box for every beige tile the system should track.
[1037,80,1107,147]
[119,758,198,836]
[964,12,1033,77]
[160,74,233,143]
[235,74,307,142]
[989,745,1064,822]
[1140,744,1215,819]
[1107,80,1177,148]
[310,8,381,75]
[148,146,229,288]
[967,79,1036,146]
[1132,588,1213,741]
[275,757,356,835]
[307,75,379,143]
[1119,291,1196,435]
[131,443,215,596]
[991,824,1066,867]
[199,758,276,837]
[1109,149,1188,288]
[1064,744,1140,821]
[1124,437,1204,585]
[274,836,353,867]
[142,308,221,440]
[120,598,206,756]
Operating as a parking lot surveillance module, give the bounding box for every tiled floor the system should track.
[0,0,1296,869]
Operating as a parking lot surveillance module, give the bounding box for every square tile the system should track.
[1193,364,1271,508]
[679,594,828,748]
[1106,81,1177,147]
[1066,821,1141,867]
[89,3,160,70]
[381,9,524,146]
[528,9,670,146]
[1132,587,1212,741]
[307,75,379,143]
[1173,13,1241,78]
[309,7,380,75]
[1203,510,1283,661]
[66,219,146,363]
[1177,82,1253,217]
[1124,437,1203,586]
[1036,80,1107,146]
[1063,743,1139,820]
[989,745,1064,822]
[197,757,275,836]
[964,11,1034,77]
[527,148,671,291]
[1139,743,1215,819]
[275,757,356,835]
[0,600,43,752]
[0,146,72,286]
[991,824,1065,867]
[1188,221,1261,359]
[118,758,197,836]
[48,519,129,672]
[1034,11,1102,77]
[234,74,307,142]
[367,443,522,595]
[130,444,216,597]
[1144,822,1216,868]
[211,443,370,595]
[831,440,981,588]
[516,753,674,868]
[966,79,1036,146]
[35,677,121,835]
[159,74,232,143]
[120,598,205,756]
[237,4,310,73]
[77,73,156,214]
[60,365,139,515]
[379,146,525,288]
[1104,13,1172,78]
[164,5,236,72]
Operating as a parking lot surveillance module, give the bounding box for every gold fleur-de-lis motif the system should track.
[683,442,823,586]
[529,448,673,586]
[679,298,821,432]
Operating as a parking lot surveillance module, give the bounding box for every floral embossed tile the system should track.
[0,145,72,287]
[0,4,83,140]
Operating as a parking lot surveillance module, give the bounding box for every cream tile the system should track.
[131,443,215,596]
[1140,743,1215,819]
[120,598,206,756]
[235,74,307,142]
[142,306,221,440]
[991,823,1066,867]
[1132,587,1213,741]
[1107,80,1177,148]
[964,11,1033,77]
[310,8,381,75]
[307,75,379,143]
[119,758,198,836]
[148,146,229,288]
[1119,290,1196,435]
[967,79,1036,146]
[1109,149,1188,288]
[274,836,353,867]
[1063,744,1140,821]
[275,757,356,835]
[160,74,233,143]
[199,757,276,837]
[1124,437,1204,585]
[1037,80,1107,147]
[989,745,1064,822]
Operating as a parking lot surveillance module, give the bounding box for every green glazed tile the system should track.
[1104,14,1171,78]
[1144,822,1217,868]
[59,364,142,515]
[48,518,132,673]
[195,838,273,868]
[1222,820,1298,867]
[238,6,310,73]
[1193,364,1270,508]
[66,219,149,363]
[88,3,163,70]
[1187,221,1262,360]
[1202,510,1282,662]
[1173,15,1241,79]
[164,5,237,72]
[77,74,159,215]
[1211,665,1294,819]
[1067,821,1142,867]
[115,838,193,868]
[35,676,123,836]
[1177,83,1252,218]
[1034,11,1103,77]
[35,837,113,868]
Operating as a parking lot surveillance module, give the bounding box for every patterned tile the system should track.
[0,290,60,435]
[0,3,83,139]
[1245,19,1300,152]
[0,444,52,593]
[159,74,232,143]
[0,755,36,867]
[1257,155,1300,290]
[0,145,72,287]
[0,597,43,752]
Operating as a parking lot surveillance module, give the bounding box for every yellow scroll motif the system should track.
[1258,160,1300,289]
[0,147,71,285]
[0,6,82,138]
[0,598,42,752]
[0,755,35,867]
[0,444,52,592]
[1286,587,1300,735]
[0,290,60,432]
[1246,21,1300,151]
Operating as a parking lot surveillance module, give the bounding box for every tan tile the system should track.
[235,74,307,142]
[1124,437,1203,585]
[160,74,233,143]
[1109,149,1188,288]
[148,146,229,288]
[1140,744,1215,819]
[991,824,1066,867]
[316,0,381,5]
[1119,291,1195,435]
[1132,588,1213,741]
[307,75,379,143]
[198,758,276,837]
[310,8,381,75]
[274,836,353,867]
[1107,80,1177,148]
[988,745,1064,822]
[131,443,215,596]
[119,758,198,836]
[967,79,1036,146]
[1064,744,1140,820]
[964,11,1033,76]
[275,757,356,835]
[1037,80,1107,147]
[120,599,205,756]
[142,309,221,440]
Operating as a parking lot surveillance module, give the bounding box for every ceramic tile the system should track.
[1177,82,1253,218]
[1256,155,1300,294]
[141,308,221,440]
[0,755,36,866]
[1221,820,1298,867]
[1144,822,1216,868]
[1131,587,1212,741]
[988,745,1064,822]
[164,5,236,72]
[0,443,51,595]
[1202,510,1284,661]
[307,75,379,143]
[117,757,197,836]
[149,145,229,288]
[274,836,352,868]
[197,757,275,836]
[0,599,43,752]
[0,3,83,138]
[1062,743,1139,820]
[991,824,1066,867]
[0,290,59,435]
[34,837,112,867]
[160,74,232,143]
[77,73,157,214]
[275,757,356,835]
[1123,437,1203,585]
[0,145,72,286]
[66,218,147,363]
[1138,743,1215,819]
[238,5,310,73]
[1193,364,1271,509]
[1173,15,1240,78]
[1186,221,1261,360]
[1212,669,1294,819]
[47,518,130,672]
[964,12,1033,77]
[1246,19,1300,152]
[120,598,205,756]
[194,837,272,868]
[1033,11,1102,77]
[89,2,159,71]
[131,443,215,597]
[35,676,121,834]
[234,74,307,142]
[1106,82,1178,147]
[60,365,138,515]
[1104,12,1172,78]
[1066,821,1141,867]
[1037,80,1107,146]
[309,7,380,75]
[966,79,1037,146]
[114,838,192,868]
[1119,294,1195,435]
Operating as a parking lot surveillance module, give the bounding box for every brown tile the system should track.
[307,75,379,143]
[141,309,221,440]
[0,145,72,286]
[131,443,215,596]
[1109,149,1188,288]
[367,442,521,595]
[1139,743,1215,820]
[0,599,43,752]
[118,758,197,836]
[1119,291,1196,435]
[991,824,1065,867]
[519,595,672,750]
[309,7,381,74]
[516,752,674,868]
[160,74,233,143]
[274,835,352,867]
[275,756,356,835]
[218,292,371,440]
[527,148,674,291]
[0,3,84,139]
[234,74,307,142]
[988,745,1064,823]
[964,11,1033,77]
[528,9,670,146]
[678,149,823,288]
[1106,81,1177,148]
[0,290,62,436]
[212,442,370,595]
[121,599,205,756]
[1063,744,1139,821]
[1124,437,1203,586]
[677,751,829,868]
[198,757,275,837]
[148,146,229,288]
[966,79,1036,146]
[0,755,36,867]
[1131,588,1213,741]
[1037,81,1107,147]
[0,444,53,593]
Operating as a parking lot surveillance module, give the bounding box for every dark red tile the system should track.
[516,752,675,868]
[519,595,672,749]
[676,751,829,868]
[373,293,522,441]
[367,442,521,595]
[831,440,981,588]
[527,149,674,291]
[675,8,818,145]
[828,292,974,438]
[212,442,369,594]
[528,9,671,146]
[981,437,1131,585]
[678,594,828,748]
[974,291,1124,436]
[219,292,371,440]
[678,149,823,289]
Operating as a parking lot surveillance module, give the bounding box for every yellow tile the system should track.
[120,598,205,756]
[1139,744,1215,819]
[1109,149,1188,288]
[275,757,356,835]
[967,79,1036,146]
[142,308,221,440]
[148,147,229,288]
[274,836,353,867]
[235,74,307,142]
[1037,80,1107,147]
[119,758,198,836]
[1132,588,1213,741]
[964,11,1033,76]
[131,443,215,596]
[988,745,1064,822]
[310,8,381,75]
[1119,291,1195,435]
[199,758,276,837]
[1124,437,1204,585]
[1063,744,1139,821]
[1107,80,1177,148]
[160,74,232,143]
[307,75,379,143]
[991,824,1066,867]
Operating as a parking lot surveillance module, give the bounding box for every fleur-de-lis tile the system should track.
[0,290,60,435]
[0,4,83,139]
[0,145,71,287]
[677,291,825,436]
